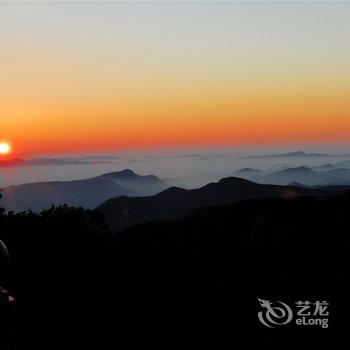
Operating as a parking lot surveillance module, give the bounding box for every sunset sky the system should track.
[1,1,350,157]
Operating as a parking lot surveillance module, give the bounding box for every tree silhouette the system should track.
[1,192,350,346]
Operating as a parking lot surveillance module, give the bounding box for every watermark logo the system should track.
[258,299,293,328]
[258,299,329,329]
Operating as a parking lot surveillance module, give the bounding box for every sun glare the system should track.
[0,142,11,155]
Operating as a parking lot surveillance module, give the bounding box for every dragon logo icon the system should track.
[258,298,293,328]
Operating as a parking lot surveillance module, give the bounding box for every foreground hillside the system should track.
[96,176,349,230]
[1,191,350,346]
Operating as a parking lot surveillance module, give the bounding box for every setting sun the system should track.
[0,142,11,155]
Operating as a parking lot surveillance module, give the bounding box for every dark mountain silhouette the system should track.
[96,176,349,231]
[2,190,350,346]
[1,169,166,212]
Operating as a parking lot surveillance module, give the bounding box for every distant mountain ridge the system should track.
[95,176,349,231]
[0,157,112,167]
[1,169,166,212]
[61,155,120,161]
[232,168,263,177]
[233,165,350,186]
[244,151,335,159]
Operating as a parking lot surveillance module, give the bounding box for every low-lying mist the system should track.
[1,147,350,189]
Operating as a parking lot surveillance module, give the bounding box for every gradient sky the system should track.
[1,1,350,156]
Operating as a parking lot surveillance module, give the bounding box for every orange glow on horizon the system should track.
[3,85,350,157]
[2,2,350,156]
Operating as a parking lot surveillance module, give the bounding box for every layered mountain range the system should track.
[232,165,350,186]
[1,169,166,212]
[95,176,349,231]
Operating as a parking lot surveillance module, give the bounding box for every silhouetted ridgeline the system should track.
[1,191,350,346]
[95,176,350,231]
[233,165,350,186]
[2,169,166,212]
